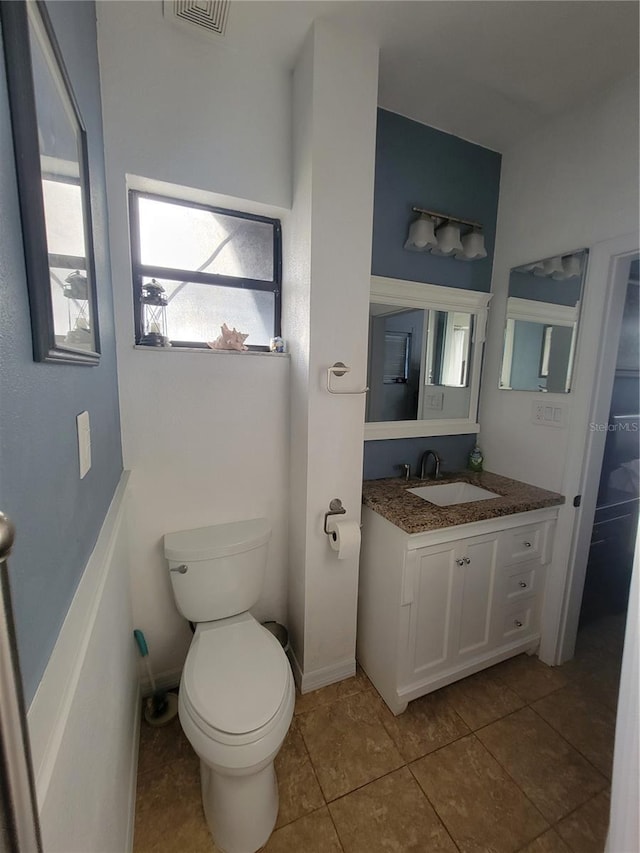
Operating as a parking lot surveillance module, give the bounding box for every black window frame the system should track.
[129,190,282,351]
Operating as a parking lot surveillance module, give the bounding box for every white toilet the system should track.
[164,518,294,853]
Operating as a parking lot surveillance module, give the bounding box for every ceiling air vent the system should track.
[165,1,230,39]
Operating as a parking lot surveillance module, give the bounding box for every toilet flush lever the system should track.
[170,564,188,574]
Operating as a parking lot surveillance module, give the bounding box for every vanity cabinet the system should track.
[357,506,557,715]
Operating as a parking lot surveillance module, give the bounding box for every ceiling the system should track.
[220,1,639,151]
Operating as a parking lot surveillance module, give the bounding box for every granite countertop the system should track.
[362,471,565,535]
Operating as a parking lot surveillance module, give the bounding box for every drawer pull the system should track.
[463,557,471,565]
[523,541,532,548]
[514,619,523,628]
[519,581,528,588]
[456,559,464,566]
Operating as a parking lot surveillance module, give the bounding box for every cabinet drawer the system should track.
[500,604,538,642]
[501,564,538,604]
[499,523,546,566]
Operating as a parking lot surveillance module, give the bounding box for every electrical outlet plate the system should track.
[531,399,565,428]
[77,411,91,478]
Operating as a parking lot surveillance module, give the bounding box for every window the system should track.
[129,191,282,350]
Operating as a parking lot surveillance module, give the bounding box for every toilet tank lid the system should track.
[164,518,271,562]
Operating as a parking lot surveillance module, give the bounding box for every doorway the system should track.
[579,263,639,635]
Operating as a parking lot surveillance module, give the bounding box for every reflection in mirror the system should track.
[29,6,95,354]
[366,305,473,422]
[500,249,588,393]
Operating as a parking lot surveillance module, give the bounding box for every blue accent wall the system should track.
[365,110,501,479]
[363,435,477,481]
[0,1,122,704]
[371,109,501,292]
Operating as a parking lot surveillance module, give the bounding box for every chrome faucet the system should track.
[420,450,442,480]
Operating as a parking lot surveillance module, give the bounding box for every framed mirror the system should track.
[1,0,100,364]
[365,277,491,439]
[499,250,588,393]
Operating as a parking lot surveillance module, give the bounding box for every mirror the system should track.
[500,250,588,393]
[365,277,490,439]
[1,1,100,364]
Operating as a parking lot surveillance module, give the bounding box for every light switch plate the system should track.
[77,411,91,478]
[424,391,444,411]
[531,399,566,428]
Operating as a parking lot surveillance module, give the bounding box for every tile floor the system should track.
[133,613,625,853]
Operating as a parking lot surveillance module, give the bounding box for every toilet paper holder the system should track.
[326,363,368,396]
[324,498,346,535]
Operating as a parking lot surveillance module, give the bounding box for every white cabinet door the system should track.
[405,543,458,683]
[456,534,499,660]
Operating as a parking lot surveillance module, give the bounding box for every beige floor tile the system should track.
[576,614,627,657]
[517,829,571,853]
[440,668,525,729]
[263,808,343,853]
[137,712,194,777]
[297,690,404,801]
[329,767,456,853]
[556,790,610,853]
[532,684,615,778]
[489,654,568,703]
[295,667,372,715]
[411,734,548,853]
[275,718,325,829]
[134,753,216,853]
[379,689,469,762]
[476,707,607,823]
[558,644,621,711]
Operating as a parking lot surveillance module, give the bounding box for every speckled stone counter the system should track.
[362,471,564,535]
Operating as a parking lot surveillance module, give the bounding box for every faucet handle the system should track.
[396,463,411,482]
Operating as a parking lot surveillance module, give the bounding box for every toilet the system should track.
[164,518,294,853]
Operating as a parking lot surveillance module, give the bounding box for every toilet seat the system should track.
[181,614,291,746]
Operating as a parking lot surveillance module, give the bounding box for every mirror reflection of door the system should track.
[366,305,473,422]
[367,306,423,422]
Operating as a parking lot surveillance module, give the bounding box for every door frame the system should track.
[544,233,638,665]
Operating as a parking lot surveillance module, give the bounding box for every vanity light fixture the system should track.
[404,206,485,261]
[520,252,584,281]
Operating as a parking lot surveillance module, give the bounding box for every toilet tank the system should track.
[164,519,271,623]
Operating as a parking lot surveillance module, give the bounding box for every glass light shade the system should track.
[404,214,438,251]
[433,221,463,256]
[561,254,582,278]
[455,229,487,261]
[544,256,565,279]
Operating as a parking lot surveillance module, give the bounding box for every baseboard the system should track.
[298,656,356,695]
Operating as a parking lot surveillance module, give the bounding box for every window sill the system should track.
[133,345,289,357]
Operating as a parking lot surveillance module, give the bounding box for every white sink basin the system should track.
[408,482,500,506]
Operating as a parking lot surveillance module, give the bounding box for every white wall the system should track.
[96,1,291,209]
[284,22,379,689]
[479,73,639,492]
[97,2,292,681]
[479,73,639,667]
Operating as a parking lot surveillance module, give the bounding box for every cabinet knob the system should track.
[463,557,471,565]
[519,581,527,588]
[456,559,465,566]
[514,619,523,628]
[523,541,532,548]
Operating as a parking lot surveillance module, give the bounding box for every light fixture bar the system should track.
[411,206,483,232]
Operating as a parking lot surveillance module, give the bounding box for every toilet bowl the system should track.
[164,519,294,853]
